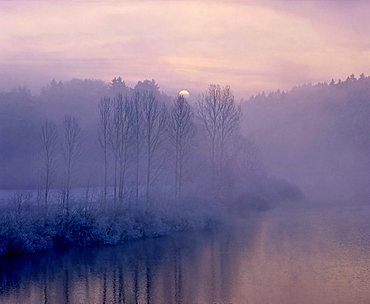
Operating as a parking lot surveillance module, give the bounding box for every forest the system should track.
[243,74,370,203]
[1,74,369,256]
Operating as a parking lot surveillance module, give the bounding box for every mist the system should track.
[1,1,370,303]
[242,75,370,204]
[2,74,369,204]
[1,73,369,254]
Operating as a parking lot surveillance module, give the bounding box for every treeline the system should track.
[39,83,248,212]
[0,77,266,212]
[242,73,370,201]
[0,78,169,188]
[0,79,271,255]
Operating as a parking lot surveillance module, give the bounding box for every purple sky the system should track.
[1,1,370,98]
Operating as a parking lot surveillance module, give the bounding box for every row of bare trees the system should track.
[99,91,169,205]
[97,84,241,206]
[38,83,243,212]
[40,116,81,216]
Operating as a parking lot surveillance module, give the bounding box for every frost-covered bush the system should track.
[0,172,300,257]
[0,198,223,257]
[0,211,54,255]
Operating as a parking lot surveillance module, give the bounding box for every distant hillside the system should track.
[242,74,370,203]
[1,75,369,204]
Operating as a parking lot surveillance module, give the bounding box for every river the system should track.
[1,204,370,303]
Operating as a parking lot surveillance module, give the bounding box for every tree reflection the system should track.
[0,223,257,304]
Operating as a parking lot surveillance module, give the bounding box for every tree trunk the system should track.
[113,155,117,206]
[146,143,151,205]
[103,146,107,208]
[135,110,140,204]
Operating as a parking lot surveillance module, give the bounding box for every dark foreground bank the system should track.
[0,200,221,257]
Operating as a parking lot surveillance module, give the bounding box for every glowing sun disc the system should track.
[179,90,190,97]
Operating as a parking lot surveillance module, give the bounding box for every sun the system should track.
[178,90,190,98]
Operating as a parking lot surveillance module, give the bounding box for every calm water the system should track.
[1,205,370,304]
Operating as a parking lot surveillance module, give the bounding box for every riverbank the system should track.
[3,204,370,303]
[0,200,222,257]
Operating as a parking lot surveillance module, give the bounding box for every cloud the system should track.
[1,1,369,97]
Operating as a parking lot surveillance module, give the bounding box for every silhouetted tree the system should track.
[132,90,143,204]
[98,97,111,206]
[218,86,241,171]
[168,95,194,201]
[109,96,121,205]
[62,116,81,216]
[197,84,240,194]
[110,76,127,95]
[40,119,58,216]
[134,79,160,97]
[116,95,133,203]
[109,94,133,205]
[141,91,167,204]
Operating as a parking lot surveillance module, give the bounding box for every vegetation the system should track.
[6,73,369,255]
[0,77,276,256]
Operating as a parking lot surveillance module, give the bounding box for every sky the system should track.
[1,0,370,98]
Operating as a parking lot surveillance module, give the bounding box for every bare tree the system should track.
[40,119,58,216]
[116,95,133,204]
[219,86,241,171]
[197,84,241,193]
[109,94,133,205]
[197,84,221,191]
[132,91,142,204]
[141,91,167,204]
[62,116,81,216]
[98,97,111,207]
[168,95,194,201]
[109,96,121,205]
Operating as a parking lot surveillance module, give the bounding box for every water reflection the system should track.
[0,220,257,304]
[1,206,370,303]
